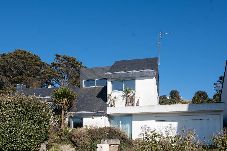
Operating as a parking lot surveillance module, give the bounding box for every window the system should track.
[112,81,123,91]
[112,80,135,91]
[124,80,135,90]
[83,79,107,88]
[96,79,107,87]
[84,79,95,87]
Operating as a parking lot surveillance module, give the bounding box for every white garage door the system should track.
[176,114,221,142]
[132,113,222,143]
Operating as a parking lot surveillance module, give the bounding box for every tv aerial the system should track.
[157,32,168,65]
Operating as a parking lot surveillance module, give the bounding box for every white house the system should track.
[68,57,224,143]
[17,57,225,143]
[104,58,223,143]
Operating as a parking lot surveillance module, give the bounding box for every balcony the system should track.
[107,89,138,107]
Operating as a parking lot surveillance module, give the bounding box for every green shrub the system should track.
[132,130,204,151]
[213,130,227,150]
[69,127,132,151]
[48,126,72,146]
[192,91,209,104]
[169,90,181,103]
[0,95,52,151]
[159,90,182,105]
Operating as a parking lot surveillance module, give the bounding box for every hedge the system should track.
[0,95,52,151]
[69,127,132,151]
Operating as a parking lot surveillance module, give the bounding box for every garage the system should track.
[132,113,222,143]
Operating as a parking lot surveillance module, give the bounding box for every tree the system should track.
[192,91,209,104]
[0,49,57,90]
[212,76,224,103]
[212,93,221,103]
[51,54,85,87]
[169,90,181,103]
[214,76,224,94]
[0,95,51,150]
[159,90,181,105]
[52,87,76,129]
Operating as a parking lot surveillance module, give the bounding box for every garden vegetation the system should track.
[0,95,52,151]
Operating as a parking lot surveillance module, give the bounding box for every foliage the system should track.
[159,90,182,105]
[132,129,204,151]
[52,87,76,128]
[0,95,52,151]
[169,90,181,102]
[0,50,57,91]
[122,88,135,106]
[214,76,224,94]
[213,129,227,151]
[159,95,171,105]
[69,127,132,151]
[212,92,221,103]
[48,126,72,148]
[192,91,209,104]
[51,54,85,87]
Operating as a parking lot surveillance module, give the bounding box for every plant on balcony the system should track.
[107,93,117,107]
[122,88,135,106]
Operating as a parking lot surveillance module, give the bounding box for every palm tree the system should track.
[52,87,76,129]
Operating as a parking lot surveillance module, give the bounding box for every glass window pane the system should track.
[124,80,135,90]
[112,81,123,91]
[84,79,95,87]
[96,79,107,87]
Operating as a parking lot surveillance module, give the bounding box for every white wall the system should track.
[107,77,158,107]
[83,116,109,128]
[132,113,222,143]
[135,77,158,106]
[221,62,227,126]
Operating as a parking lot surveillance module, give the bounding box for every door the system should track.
[110,115,132,138]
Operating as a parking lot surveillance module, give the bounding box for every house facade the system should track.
[17,57,225,143]
[69,57,224,143]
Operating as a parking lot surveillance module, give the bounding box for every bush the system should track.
[169,90,181,103]
[132,130,204,151]
[0,95,52,151]
[212,93,221,103]
[69,127,132,151]
[48,126,72,146]
[192,91,209,104]
[159,90,182,105]
[213,129,227,150]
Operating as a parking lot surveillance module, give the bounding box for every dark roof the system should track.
[69,86,107,115]
[109,57,158,73]
[17,87,57,97]
[106,70,156,80]
[80,66,110,86]
[80,66,110,80]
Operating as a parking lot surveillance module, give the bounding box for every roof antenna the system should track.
[157,32,168,65]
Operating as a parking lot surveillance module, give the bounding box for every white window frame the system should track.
[112,79,135,92]
[83,79,107,88]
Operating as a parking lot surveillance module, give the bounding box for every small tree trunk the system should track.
[61,109,65,129]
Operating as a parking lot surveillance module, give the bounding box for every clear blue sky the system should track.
[0,0,226,99]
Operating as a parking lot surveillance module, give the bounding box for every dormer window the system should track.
[83,79,107,88]
[84,79,95,87]
[112,81,123,91]
[112,80,135,91]
[124,80,135,90]
[96,79,107,87]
